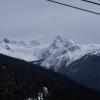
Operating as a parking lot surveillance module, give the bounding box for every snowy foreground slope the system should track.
[0,36,100,72]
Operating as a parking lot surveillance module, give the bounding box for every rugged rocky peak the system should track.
[49,35,76,49]
[2,38,10,43]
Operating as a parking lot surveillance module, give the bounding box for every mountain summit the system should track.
[49,35,75,49]
[2,38,10,43]
[35,36,100,71]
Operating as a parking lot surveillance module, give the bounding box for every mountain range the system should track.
[0,36,100,94]
[1,36,100,71]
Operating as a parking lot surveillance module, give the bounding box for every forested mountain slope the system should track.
[0,54,100,100]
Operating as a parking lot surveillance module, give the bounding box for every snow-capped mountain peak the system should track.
[35,36,100,72]
[49,35,75,49]
[1,38,10,43]
[0,38,40,47]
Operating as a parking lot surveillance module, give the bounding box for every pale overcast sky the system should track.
[0,0,100,44]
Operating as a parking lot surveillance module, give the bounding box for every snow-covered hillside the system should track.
[0,36,100,72]
[36,36,100,71]
[0,38,42,61]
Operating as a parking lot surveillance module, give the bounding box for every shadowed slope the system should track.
[0,53,100,100]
